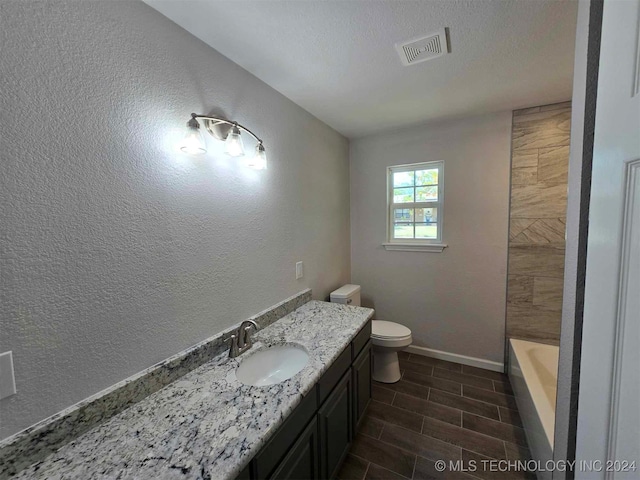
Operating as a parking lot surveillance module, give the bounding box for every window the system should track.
[385,161,446,252]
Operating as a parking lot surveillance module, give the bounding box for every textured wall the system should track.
[350,112,512,364]
[0,0,350,441]
[506,102,571,344]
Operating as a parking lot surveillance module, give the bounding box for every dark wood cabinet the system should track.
[252,391,317,479]
[243,320,371,480]
[237,464,251,480]
[270,418,319,480]
[318,370,352,479]
[352,341,372,430]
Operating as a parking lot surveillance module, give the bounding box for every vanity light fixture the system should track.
[224,125,245,157]
[246,143,267,170]
[180,113,267,170]
[179,116,207,155]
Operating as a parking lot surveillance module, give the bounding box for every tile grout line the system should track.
[399,376,463,396]
[459,421,528,447]
[430,368,497,387]
[346,451,372,470]
[361,460,370,480]
[378,390,463,425]
[361,429,465,474]
[461,384,518,408]
[410,453,417,480]
[403,362,505,393]
[462,444,510,462]
[422,412,525,453]
[407,362,462,374]
[376,381,520,423]
[428,393,504,423]
[463,409,528,433]
[385,384,509,426]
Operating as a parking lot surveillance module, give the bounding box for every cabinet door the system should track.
[253,391,317,479]
[318,370,352,479]
[235,464,251,480]
[352,341,372,430]
[270,418,319,480]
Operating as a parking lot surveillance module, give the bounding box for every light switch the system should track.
[0,351,16,400]
[296,261,303,279]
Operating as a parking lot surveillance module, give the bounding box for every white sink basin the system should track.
[235,344,309,386]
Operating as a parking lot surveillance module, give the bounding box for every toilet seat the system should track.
[371,320,412,349]
[372,320,411,339]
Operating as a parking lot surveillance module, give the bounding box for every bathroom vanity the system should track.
[238,320,372,480]
[6,298,374,480]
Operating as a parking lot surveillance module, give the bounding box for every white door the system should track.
[575,0,640,478]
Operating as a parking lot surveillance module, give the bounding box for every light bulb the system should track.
[179,117,206,155]
[225,125,245,157]
[246,143,267,170]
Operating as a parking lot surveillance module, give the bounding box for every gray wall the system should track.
[350,113,512,364]
[0,0,350,441]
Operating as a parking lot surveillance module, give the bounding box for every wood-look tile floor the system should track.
[338,352,535,480]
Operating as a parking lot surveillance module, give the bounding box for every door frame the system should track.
[553,0,603,478]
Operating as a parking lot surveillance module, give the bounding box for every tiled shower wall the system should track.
[506,102,571,345]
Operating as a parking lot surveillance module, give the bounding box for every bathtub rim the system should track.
[508,338,559,451]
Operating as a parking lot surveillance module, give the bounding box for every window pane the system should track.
[416,168,438,186]
[394,223,414,239]
[415,223,438,239]
[415,207,437,223]
[393,208,413,222]
[393,187,414,203]
[393,171,414,187]
[416,186,438,202]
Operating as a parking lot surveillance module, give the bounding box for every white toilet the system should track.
[330,284,412,383]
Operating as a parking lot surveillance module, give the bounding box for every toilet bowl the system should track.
[329,284,412,384]
[371,320,412,383]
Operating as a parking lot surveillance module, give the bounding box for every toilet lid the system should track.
[372,320,412,339]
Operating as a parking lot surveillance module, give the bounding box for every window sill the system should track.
[382,243,448,252]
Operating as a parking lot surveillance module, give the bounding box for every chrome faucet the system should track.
[225,320,259,358]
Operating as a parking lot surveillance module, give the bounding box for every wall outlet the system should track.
[296,261,304,280]
[0,351,17,400]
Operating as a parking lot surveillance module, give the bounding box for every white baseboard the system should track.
[405,345,504,373]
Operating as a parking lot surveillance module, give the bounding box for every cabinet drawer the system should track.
[253,390,317,479]
[317,346,351,404]
[351,320,371,360]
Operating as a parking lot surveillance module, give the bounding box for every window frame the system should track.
[385,161,446,252]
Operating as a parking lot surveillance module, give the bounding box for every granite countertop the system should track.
[14,300,374,480]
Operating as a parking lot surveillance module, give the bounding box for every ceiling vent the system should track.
[396,29,449,66]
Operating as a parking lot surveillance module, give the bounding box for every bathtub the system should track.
[508,339,559,479]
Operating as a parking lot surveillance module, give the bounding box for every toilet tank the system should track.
[330,284,361,307]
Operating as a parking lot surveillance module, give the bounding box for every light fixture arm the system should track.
[191,113,263,145]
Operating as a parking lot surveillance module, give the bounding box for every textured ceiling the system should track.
[145,0,578,138]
